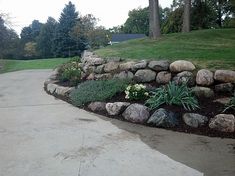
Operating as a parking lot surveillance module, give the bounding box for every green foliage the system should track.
[145,82,199,111]
[70,79,129,107]
[125,84,148,100]
[57,58,82,86]
[223,92,235,112]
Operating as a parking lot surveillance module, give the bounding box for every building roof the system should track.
[111,34,146,43]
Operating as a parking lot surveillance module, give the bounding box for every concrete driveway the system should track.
[0,70,234,176]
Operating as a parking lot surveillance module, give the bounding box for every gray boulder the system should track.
[85,57,105,66]
[183,113,208,128]
[94,73,112,80]
[47,83,58,94]
[148,61,170,71]
[131,60,148,71]
[114,71,134,80]
[119,61,136,71]
[173,71,195,86]
[88,102,106,112]
[104,62,119,72]
[170,60,196,72]
[156,71,172,84]
[147,108,179,128]
[215,83,234,93]
[214,70,235,83]
[122,104,150,123]
[209,114,235,133]
[192,86,214,98]
[94,65,104,74]
[106,102,130,115]
[134,69,156,83]
[196,69,214,86]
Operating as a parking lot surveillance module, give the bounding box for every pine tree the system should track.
[53,1,86,57]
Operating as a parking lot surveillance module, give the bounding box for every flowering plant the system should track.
[125,84,149,100]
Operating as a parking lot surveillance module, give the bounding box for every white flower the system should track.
[125,95,129,99]
[144,92,149,96]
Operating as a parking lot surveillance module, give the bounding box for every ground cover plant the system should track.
[70,79,130,107]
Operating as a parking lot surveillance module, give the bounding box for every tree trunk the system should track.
[149,0,161,39]
[182,0,191,33]
[217,0,222,27]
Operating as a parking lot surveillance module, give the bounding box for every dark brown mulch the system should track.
[46,82,235,139]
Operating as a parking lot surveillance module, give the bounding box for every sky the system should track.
[0,0,172,34]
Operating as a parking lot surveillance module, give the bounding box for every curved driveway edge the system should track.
[0,70,234,176]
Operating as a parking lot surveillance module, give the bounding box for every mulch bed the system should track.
[47,81,235,139]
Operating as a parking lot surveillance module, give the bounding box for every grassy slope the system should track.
[0,58,68,73]
[95,29,235,70]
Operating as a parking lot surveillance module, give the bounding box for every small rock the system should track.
[106,102,130,115]
[94,65,104,74]
[170,60,196,72]
[119,61,136,71]
[192,86,214,98]
[94,73,112,80]
[88,102,106,112]
[156,71,172,84]
[131,60,148,71]
[183,113,208,128]
[215,83,234,93]
[148,61,170,71]
[173,71,195,86]
[114,71,134,80]
[147,108,179,128]
[214,70,235,83]
[209,114,235,133]
[134,69,156,83]
[104,62,119,72]
[122,104,150,123]
[196,69,214,86]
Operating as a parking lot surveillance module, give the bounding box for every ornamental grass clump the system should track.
[125,84,149,100]
[145,82,199,111]
[223,92,235,112]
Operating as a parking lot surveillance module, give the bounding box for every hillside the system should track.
[95,29,235,70]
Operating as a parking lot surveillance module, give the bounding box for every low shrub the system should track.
[57,58,82,86]
[125,84,149,100]
[145,82,199,111]
[70,79,130,107]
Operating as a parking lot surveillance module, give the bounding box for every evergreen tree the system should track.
[37,17,57,58]
[53,1,86,57]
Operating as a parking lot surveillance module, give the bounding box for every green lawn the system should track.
[0,58,68,73]
[95,29,235,70]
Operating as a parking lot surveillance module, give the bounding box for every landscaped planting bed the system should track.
[44,52,235,138]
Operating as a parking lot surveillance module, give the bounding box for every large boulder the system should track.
[148,61,170,72]
[209,114,235,133]
[215,83,234,93]
[147,108,179,128]
[47,83,58,94]
[114,71,134,80]
[192,86,214,98]
[134,69,156,83]
[85,57,105,66]
[122,104,150,123]
[94,73,112,80]
[94,65,104,74]
[170,60,196,72]
[55,86,74,96]
[131,60,148,71]
[183,113,208,128]
[119,61,136,71]
[214,70,235,83]
[88,102,106,112]
[156,71,172,84]
[104,62,119,72]
[173,71,195,86]
[106,102,130,116]
[196,69,214,86]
